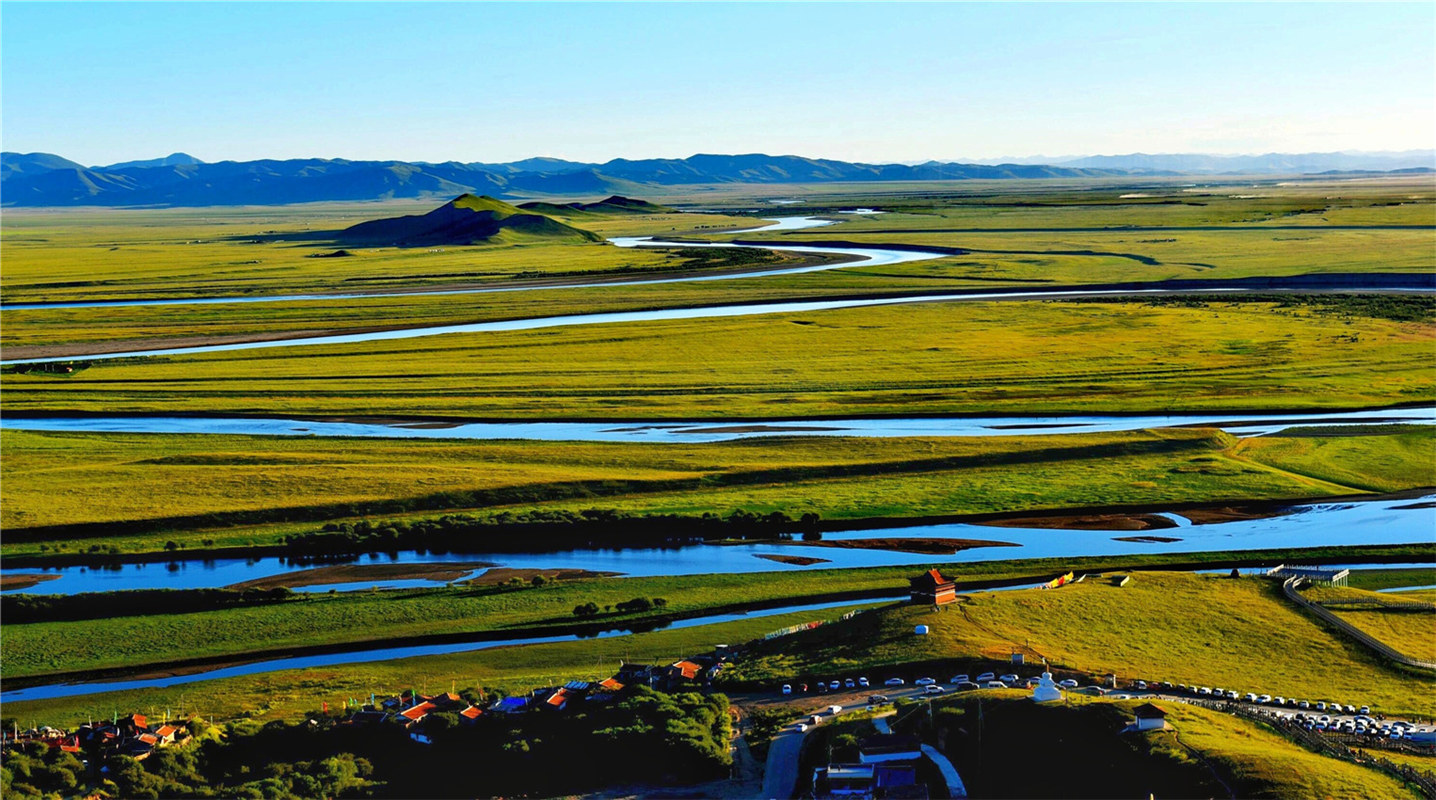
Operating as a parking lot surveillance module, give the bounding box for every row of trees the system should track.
[573,596,669,617]
[3,587,300,624]
[282,508,822,556]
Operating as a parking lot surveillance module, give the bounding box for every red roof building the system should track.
[668,660,703,681]
[398,701,437,725]
[910,568,957,605]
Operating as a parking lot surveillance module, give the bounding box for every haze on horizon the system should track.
[3,2,1433,167]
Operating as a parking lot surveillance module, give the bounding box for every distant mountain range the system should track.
[976,150,1436,174]
[1,150,1429,208]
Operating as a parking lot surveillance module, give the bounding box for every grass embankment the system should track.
[0,605,870,729]
[722,571,1436,718]
[1349,567,1436,592]
[1301,583,1436,663]
[6,546,1433,728]
[5,545,1431,692]
[920,692,1420,800]
[4,299,1433,420]
[0,571,903,681]
[7,425,1430,554]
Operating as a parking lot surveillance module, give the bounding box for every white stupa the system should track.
[1031,671,1063,703]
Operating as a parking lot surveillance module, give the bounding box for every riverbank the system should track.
[6,543,1432,691]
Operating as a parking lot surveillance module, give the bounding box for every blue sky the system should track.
[3,2,1432,165]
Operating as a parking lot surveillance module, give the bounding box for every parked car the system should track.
[1244,693,1258,702]
[983,681,1008,689]
[1360,706,1371,715]
[1225,691,1239,700]
[781,684,792,695]
[885,678,905,686]
[845,679,856,689]
[976,672,996,683]
[1197,687,1212,696]
[818,683,829,693]
[1316,702,1327,711]
[915,677,937,686]
[1344,705,1356,714]
[955,681,981,692]
[925,685,946,695]
[1258,694,1273,704]
[1059,679,1079,688]
[1134,680,1148,690]
[1000,674,1020,684]
[830,681,841,690]
[828,705,843,715]
[949,674,969,685]
[1298,701,1310,709]
[1273,696,1285,705]
[858,677,870,688]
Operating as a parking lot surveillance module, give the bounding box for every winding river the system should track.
[2,407,1430,443]
[4,214,1431,365]
[0,596,894,703]
[5,494,1432,596]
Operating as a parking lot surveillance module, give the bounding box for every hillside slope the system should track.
[337,194,604,246]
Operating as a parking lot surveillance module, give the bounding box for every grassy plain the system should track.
[3,179,1431,353]
[8,425,1432,552]
[722,571,1436,718]
[5,299,1433,419]
[0,203,763,303]
[1349,567,1436,591]
[9,546,1429,683]
[924,692,1421,800]
[1,605,871,728]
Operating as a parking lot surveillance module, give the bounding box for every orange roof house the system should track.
[909,568,957,605]
[398,701,437,725]
[668,661,703,681]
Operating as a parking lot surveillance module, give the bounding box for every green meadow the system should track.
[5,425,1430,554]
[9,547,1427,685]
[5,299,1433,419]
[722,570,1436,718]
[923,692,1422,800]
[0,203,763,303]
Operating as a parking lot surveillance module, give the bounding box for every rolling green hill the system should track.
[337,193,603,246]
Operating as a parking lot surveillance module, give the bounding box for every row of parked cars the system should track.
[781,671,1060,697]
[1285,712,1429,741]
[1173,683,1372,716]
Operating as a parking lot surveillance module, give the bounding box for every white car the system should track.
[795,723,809,732]
[1000,674,1019,684]
[1360,706,1371,715]
[1059,679,1079,688]
[976,672,996,683]
[885,678,905,687]
[983,681,1007,689]
[828,705,842,715]
[1134,681,1148,690]
[1258,694,1273,704]
[949,674,969,685]
[924,685,945,695]
[915,677,937,686]
[858,677,870,688]
[781,684,792,695]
